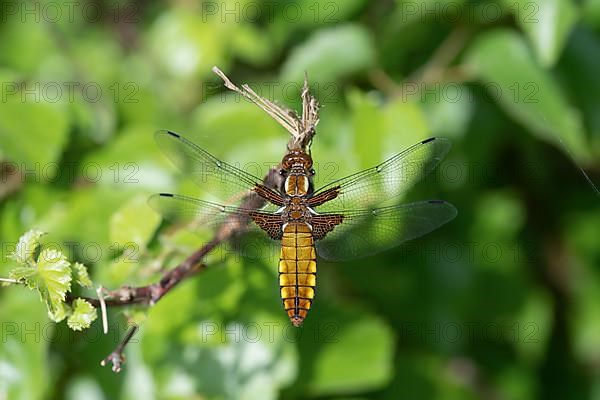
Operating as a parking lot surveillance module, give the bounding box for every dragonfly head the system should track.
[281,150,313,174]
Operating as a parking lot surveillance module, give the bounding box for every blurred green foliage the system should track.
[0,0,599,399]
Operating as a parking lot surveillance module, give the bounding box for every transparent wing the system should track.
[149,193,280,262]
[315,200,457,261]
[149,193,254,232]
[156,130,269,204]
[312,137,451,213]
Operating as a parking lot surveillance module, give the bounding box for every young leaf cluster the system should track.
[7,229,97,331]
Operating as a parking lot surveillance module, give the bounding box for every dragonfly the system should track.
[150,130,457,327]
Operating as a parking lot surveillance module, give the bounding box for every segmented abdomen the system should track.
[279,222,316,327]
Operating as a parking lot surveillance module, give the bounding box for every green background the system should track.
[1,0,600,399]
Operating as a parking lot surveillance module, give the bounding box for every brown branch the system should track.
[81,68,315,372]
[77,168,283,373]
[0,162,23,199]
[100,325,138,373]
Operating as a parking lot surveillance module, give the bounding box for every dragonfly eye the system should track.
[309,168,315,175]
[279,169,286,176]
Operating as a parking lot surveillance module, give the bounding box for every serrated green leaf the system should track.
[36,248,72,308]
[10,246,73,319]
[8,266,38,289]
[48,302,69,323]
[73,262,93,288]
[67,298,98,331]
[9,229,45,266]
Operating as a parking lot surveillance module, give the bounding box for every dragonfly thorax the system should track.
[284,174,311,196]
[282,196,312,222]
[281,150,315,197]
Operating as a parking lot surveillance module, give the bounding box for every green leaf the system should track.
[109,194,161,249]
[80,125,169,190]
[0,289,51,400]
[0,99,69,169]
[501,0,579,66]
[9,229,45,266]
[38,186,133,260]
[99,257,141,288]
[381,97,430,152]
[420,84,474,139]
[281,24,376,85]
[269,0,367,43]
[514,289,552,365]
[558,28,600,139]
[464,29,589,162]
[471,191,525,242]
[11,247,72,317]
[191,94,287,158]
[73,262,93,288]
[231,24,274,66]
[346,89,430,173]
[583,0,600,29]
[35,249,72,315]
[309,315,394,395]
[348,90,386,169]
[8,267,38,289]
[147,10,228,79]
[67,298,98,331]
[0,18,57,73]
[48,302,69,323]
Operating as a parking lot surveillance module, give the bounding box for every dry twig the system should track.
[211,66,318,152]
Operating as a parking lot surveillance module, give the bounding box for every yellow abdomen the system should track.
[279,222,316,327]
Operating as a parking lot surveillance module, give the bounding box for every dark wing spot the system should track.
[428,200,445,204]
[311,214,344,240]
[249,212,283,240]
